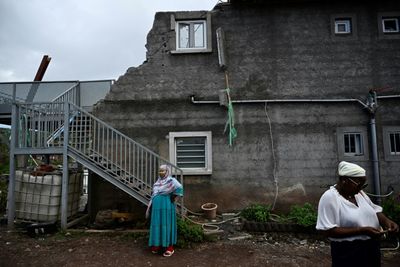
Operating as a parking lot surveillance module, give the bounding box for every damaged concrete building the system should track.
[91,0,400,214]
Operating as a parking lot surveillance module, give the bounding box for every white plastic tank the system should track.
[14,170,83,222]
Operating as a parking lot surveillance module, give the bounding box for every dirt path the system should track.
[1,226,399,267]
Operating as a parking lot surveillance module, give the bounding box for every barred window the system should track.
[336,127,369,161]
[383,127,400,161]
[344,133,364,156]
[389,132,400,155]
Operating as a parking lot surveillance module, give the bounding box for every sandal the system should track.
[151,246,160,254]
[163,250,175,257]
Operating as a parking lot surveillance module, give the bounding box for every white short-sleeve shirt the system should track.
[316,186,382,241]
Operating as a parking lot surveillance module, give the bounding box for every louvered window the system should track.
[176,137,206,168]
[169,132,212,175]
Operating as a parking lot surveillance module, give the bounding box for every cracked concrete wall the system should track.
[92,1,400,213]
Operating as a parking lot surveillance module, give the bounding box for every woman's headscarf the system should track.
[338,161,366,177]
[151,164,182,198]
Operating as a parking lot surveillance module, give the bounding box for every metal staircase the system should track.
[7,90,183,229]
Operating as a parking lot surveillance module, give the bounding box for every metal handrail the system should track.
[52,82,80,104]
[46,111,79,146]
[0,91,25,103]
[67,102,183,201]
[0,79,114,85]
[15,102,65,148]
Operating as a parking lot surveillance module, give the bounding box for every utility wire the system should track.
[264,103,279,210]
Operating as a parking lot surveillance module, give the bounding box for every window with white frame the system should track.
[336,127,369,161]
[169,131,212,175]
[331,14,357,39]
[170,12,212,54]
[177,20,206,49]
[382,17,399,33]
[383,126,400,161]
[343,132,364,156]
[389,132,400,155]
[335,19,351,34]
[378,12,400,39]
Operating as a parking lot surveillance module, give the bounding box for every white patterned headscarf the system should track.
[151,165,182,198]
[338,161,366,177]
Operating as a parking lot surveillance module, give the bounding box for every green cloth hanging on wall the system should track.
[223,88,237,146]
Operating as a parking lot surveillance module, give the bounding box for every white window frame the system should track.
[383,126,400,161]
[389,132,400,155]
[336,127,369,161]
[382,17,399,33]
[335,19,351,34]
[169,131,212,175]
[176,20,207,50]
[343,132,364,156]
[331,14,357,39]
[377,12,400,39]
[170,12,212,54]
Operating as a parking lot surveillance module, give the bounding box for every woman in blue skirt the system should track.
[146,164,183,257]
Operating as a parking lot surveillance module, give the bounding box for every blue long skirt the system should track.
[148,194,177,247]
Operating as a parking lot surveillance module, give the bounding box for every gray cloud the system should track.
[0,0,217,82]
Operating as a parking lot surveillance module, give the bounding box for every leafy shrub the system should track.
[287,203,317,227]
[241,204,271,223]
[177,217,204,248]
[382,194,400,225]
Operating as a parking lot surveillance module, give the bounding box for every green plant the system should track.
[177,217,204,248]
[241,204,271,223]
[287,203,317,227]
[382,194,400,225]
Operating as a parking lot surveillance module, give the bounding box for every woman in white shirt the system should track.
[316,161,398,267]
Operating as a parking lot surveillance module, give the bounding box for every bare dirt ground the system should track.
[1,224,399,267]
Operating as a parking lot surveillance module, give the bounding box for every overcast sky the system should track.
[0,0,218,82]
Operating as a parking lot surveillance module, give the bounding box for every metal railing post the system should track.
[180,172,184,217]
[7,103,18,228]
[61,101,70,230]
[76,82,81,107]
[12,83,16,102]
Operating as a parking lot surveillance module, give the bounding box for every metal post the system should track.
[76,82,81,107]
[87,171,93,222]
[12,83,16,101]
[61,101,70,230]
[180,172,184,217]
[7,103,18,228]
